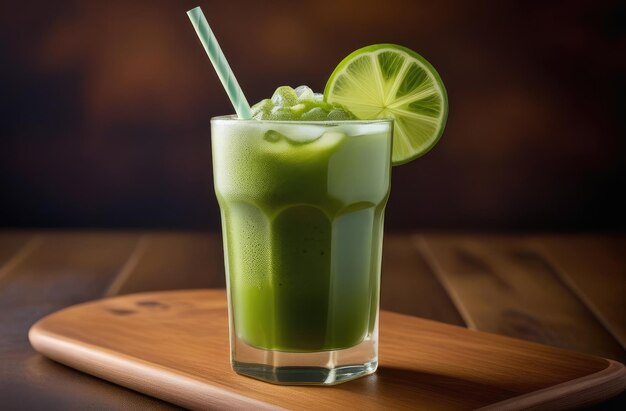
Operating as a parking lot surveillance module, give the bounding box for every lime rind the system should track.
[324,44,448,165]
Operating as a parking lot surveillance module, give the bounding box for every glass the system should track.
[211,116,392,385]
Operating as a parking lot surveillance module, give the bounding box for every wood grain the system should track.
[416,234,626,362]
[0,232,180,411]
[0,232,37,277]
[381,234,465,325]
[106,232,224,296]
[534,235,626,350]
[29,289,626,411]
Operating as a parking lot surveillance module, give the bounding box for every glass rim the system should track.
[210,114,394,126]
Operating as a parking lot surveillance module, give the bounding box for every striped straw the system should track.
[187,7,252,119]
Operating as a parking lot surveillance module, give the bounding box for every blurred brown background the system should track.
[0,0,624,231]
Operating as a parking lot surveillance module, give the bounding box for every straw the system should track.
[187,7,252,119]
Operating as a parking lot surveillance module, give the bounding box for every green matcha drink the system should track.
[188,6,447,384]
[212,110,392,352]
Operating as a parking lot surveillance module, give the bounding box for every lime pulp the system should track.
[324,44,448,165]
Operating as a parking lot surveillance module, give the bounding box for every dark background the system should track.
[1,0,624,231]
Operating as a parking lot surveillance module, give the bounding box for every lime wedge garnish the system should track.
[324,44,448,165]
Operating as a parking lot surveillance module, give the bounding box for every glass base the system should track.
[231,335,378,385]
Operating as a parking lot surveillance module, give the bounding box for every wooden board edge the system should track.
[28,324,282,411]
[479,359,626,410]
[27,290,626,410]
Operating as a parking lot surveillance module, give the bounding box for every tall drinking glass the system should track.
[211,116,392,385]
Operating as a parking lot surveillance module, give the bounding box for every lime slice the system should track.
[324,44,448,165]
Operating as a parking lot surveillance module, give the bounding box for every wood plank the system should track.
[534,235,626,350]
[0,232,37,275]
[416,234,626,362]
[106,232,224,296]
[29,289,626,410]
[0,231,180,410]
[381,234,465,325]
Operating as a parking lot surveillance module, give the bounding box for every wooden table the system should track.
[1,231,624,409]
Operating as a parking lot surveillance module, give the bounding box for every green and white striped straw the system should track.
[187,7,252,119]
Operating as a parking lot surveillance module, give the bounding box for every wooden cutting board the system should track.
[29,289,625,410]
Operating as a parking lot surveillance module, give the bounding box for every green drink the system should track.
[188,7,447,384]
[212,117,392,354]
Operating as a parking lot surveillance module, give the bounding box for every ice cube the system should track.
[290,103,307,118]
[327,109,352,121]
[311,131,345,151]
[271,86,299,107]
[295,85,315,101]
[260,135,291,156]
[263,130,285,143]
[276,123,327,144]
[284,131,322,144]
[297,99,320,112]
[301,107,327,121]
[268,106,293,120]
[313,93,324,101]
[251,98,273,119]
